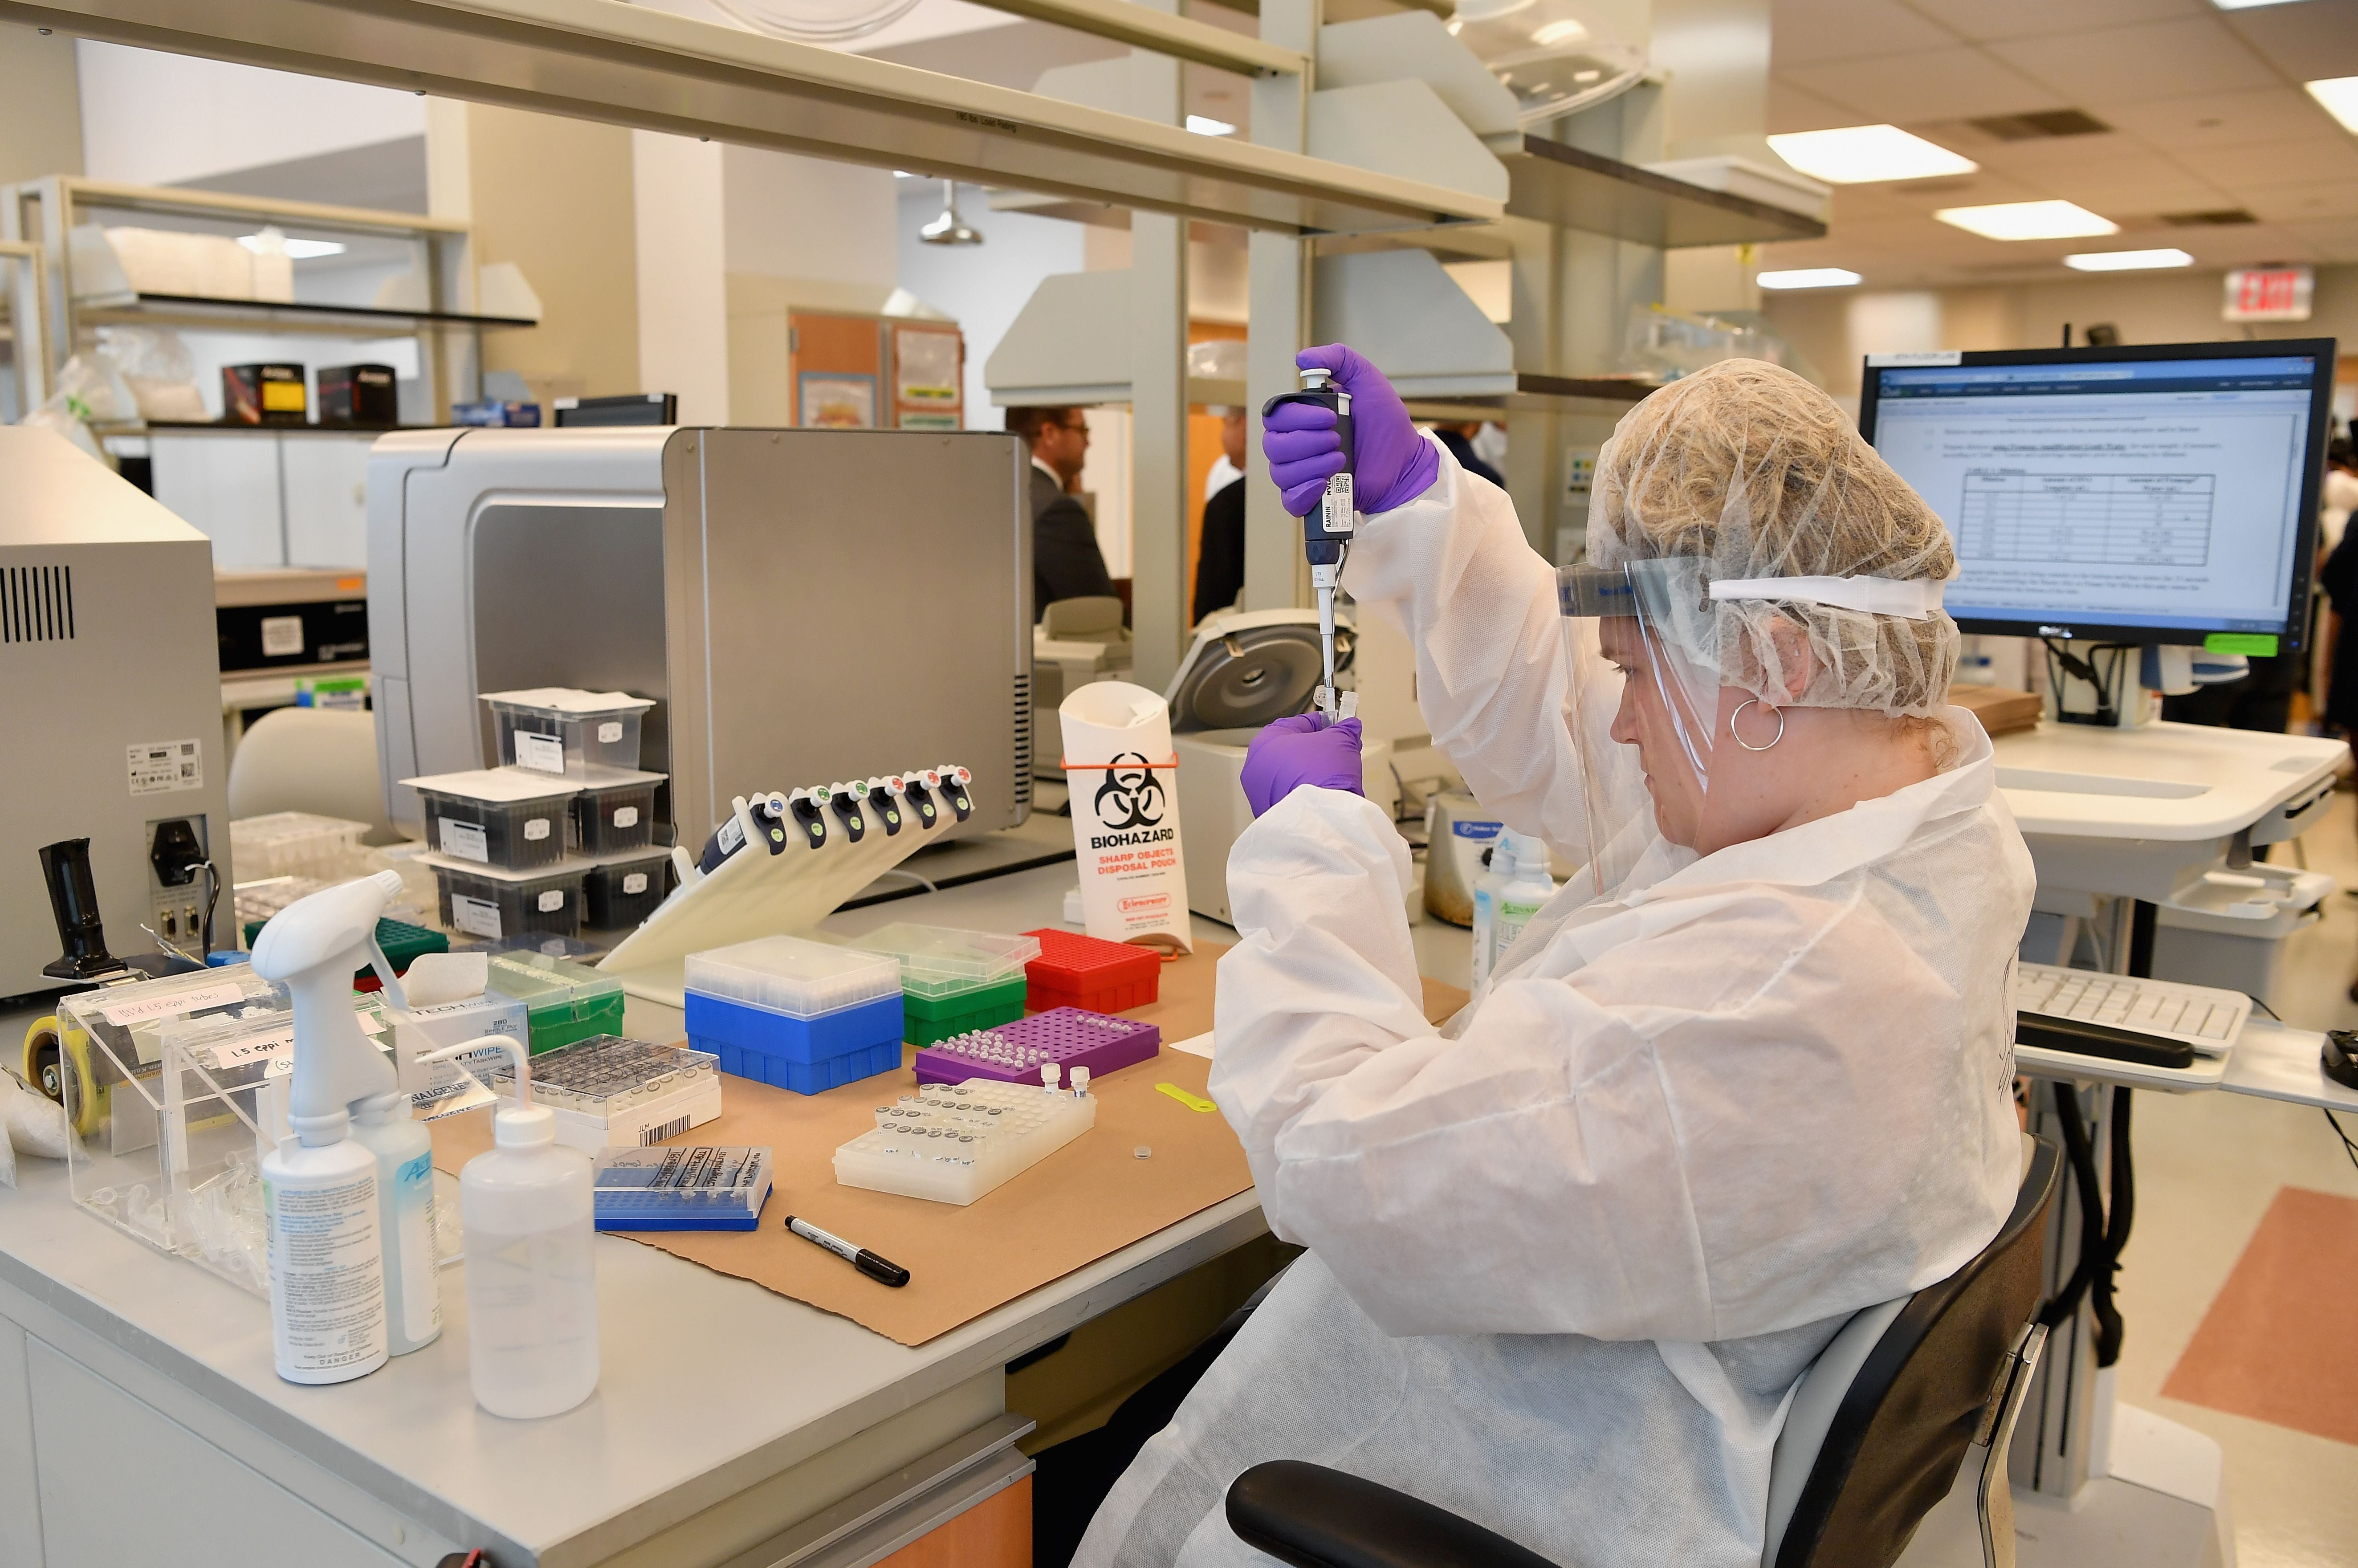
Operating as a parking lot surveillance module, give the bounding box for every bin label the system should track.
[451,894,502,938]
[515,733,565,774]
[438,819,488,863]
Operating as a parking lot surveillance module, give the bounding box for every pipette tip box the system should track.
[1023,929,1162,1013]
[685,935,905,1094]
[839,922,1040,1045]
[593,1145,772,1231]
[495,1034,722,1151]
[914,1007,1160,1087]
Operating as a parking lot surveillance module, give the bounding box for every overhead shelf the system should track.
[1401,375,1660,418]
[78,292,538,334]
[1502,139,1829,248]
[13,0,1501,237]
[94,420,420,438]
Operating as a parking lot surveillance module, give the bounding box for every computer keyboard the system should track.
[2015,962,2250,1057]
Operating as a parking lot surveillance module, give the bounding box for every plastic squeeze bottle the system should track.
[1469,835,1518,995]
[418,1036,599,1419]
[1491,831,1559,971]
[351,1090,441,1356]
[249,871,410,1386]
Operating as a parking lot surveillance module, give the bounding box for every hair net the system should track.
[1588,358,1959,716]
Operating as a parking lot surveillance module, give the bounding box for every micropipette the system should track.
[1261,367,1355,719]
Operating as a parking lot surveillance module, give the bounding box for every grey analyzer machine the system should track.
[367,426,1035,845]
[0,428,234,997]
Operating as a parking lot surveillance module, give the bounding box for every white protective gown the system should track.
[1076,443,2036,1568]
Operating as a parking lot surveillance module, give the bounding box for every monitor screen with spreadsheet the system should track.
[1856,339,2336,650]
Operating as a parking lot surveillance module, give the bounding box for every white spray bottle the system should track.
[249,870,408,1385]
[418,1035,600,1419]
[1491,830,1559,972]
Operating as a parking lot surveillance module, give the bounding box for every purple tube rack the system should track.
[913,1006,1161,1087]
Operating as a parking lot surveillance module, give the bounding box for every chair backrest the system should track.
[225,706,397,843]
[1764,1139,2060,1568]
[1043,595,1131,643]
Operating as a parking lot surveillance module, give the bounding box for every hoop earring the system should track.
[1730,697,1784,751]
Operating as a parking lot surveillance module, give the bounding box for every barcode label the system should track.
[452,893,502,938]
[439,818,489,862]
[640,1114,691,1145]
[515,732,565,774]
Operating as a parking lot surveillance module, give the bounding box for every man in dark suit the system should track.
[1192,409,1248,626]
[1007,406,1116,621]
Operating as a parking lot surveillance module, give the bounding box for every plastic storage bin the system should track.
[573,770,664,854]
[44,966,295,1294]
[840,922,1042,1045]
[2150,865,2332,1018]
[483,948,627,1054]
[1024,928,1162,1013]
[229,811,371,882]
[425,855,588,943]
[405,769,577,871]
[481,688,655,780]
[685,935,904,1094]
[586,851,671,930]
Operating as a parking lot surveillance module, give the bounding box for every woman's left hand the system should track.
[1241,713,1364,817]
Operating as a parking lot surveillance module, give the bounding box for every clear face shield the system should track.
[1557,559,1728,899]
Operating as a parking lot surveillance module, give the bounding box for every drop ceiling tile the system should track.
[1901,0,2207,45]
[2278,217,2358,261]
[2170,135,2358,190]
[2219,0,2358,83]
[2244,182,2358,223]
[1767,77,1861,134]
[2093,87,2348,149]
[1987,18,2281,105]
[1769,0,1958,67]
[1904,121,2138,172]
[1784,45,2067,122]
[1860,170,2052,208]
[2030,156,2235,212]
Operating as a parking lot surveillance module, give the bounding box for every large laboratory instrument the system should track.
[367,426,1034,844]
[0,428,234,996]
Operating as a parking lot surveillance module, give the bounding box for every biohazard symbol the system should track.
[1093,752,1167,831]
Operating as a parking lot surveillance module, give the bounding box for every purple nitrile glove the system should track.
[1240,713,1364,817]
[1260,344,1440,518]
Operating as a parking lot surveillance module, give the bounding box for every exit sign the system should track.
[2223,266,2313,322]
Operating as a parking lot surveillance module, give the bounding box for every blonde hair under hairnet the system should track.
[1589,358,1959,716]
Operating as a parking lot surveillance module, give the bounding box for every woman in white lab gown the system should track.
[1071,354,2036,1568]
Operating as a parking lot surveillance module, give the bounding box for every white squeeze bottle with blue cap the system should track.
[1491,831,1559,969]
[1469,834,1518,995]
[351,1089,440,1356]
[250,870,411,1385]
[419,1035,599,1419]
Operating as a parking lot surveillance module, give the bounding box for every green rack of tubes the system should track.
[482,948,628,1054]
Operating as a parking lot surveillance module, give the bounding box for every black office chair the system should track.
[1226,1140,2060,1568]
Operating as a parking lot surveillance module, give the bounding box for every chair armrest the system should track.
[1225,1461,1562,1568]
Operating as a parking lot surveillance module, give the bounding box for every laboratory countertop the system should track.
[0,863,1275,1568]
[0,851,1475,1567]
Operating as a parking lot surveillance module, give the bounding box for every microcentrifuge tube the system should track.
[1042,1062,1062,1091]
[1071,1066,1091,1098]
[1134,1146,1151,1159]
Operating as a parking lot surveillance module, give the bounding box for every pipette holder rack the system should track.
[595,768,974,1009]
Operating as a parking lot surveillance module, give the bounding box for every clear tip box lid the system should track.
[479,688,657,717]
[840,923,1043,999]
[400,767,582,806]
[687,934,903,1019]
[496,1034,717,1115]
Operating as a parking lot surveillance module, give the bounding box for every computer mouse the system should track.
[2323,1030,2358,1093]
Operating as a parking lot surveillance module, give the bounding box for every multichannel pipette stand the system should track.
[596,768,973,1020]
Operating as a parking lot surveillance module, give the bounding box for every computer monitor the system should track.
[1857,339,2337,651]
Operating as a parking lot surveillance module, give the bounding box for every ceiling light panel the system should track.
[1935,200,2119,240]
[1756,268,1863,289]
[2064,248,2195,270]
[1767,125,1979,183]
[2309,77,2358,137]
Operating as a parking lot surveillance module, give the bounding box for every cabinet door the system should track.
[28,1338,409,1568]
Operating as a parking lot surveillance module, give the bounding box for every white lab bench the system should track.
[0,859,1272,1568]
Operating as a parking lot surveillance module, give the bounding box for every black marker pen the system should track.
[785,1214,910,1287]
